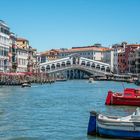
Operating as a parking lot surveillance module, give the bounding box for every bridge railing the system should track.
[42,64,111,75]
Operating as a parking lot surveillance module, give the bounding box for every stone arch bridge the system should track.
[39,54,112,77]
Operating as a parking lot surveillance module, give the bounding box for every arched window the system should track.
[51,64,55,69]
[101,66,105,71]
[56,63,60,68]
[61,62,66,67]
[96,64,100,69]
[81,61,85,66]
[46,65,50,70]
[106,67,110,72]
[91,63,95,68]
[66,61,71,66]
[86,62,90,67]
[41,66,45,72]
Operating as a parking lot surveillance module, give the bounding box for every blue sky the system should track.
[0,0,140,51]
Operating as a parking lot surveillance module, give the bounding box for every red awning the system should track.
[0,72,33,76]
[0,72,25,76]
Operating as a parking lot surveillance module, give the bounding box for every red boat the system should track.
[105,88,140,106]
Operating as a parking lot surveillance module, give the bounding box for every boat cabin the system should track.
[124,88,140,97]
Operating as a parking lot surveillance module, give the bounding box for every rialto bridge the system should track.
[39,54,112,79]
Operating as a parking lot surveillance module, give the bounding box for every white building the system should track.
[112,42,126,74]
[16,38,29,72]
[102,49,114,72]
[58,45,110,62]
[135,48,140,74]
[0,20,10,72]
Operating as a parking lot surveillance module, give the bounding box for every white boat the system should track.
[87,108,140,139]
[88,78,94,83]
[21,82,31,88]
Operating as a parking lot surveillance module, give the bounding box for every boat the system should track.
[88,78,94,83]
[135,80,140,86]
[56,78,67,82]
[87,108,140,139]
[21,82,31,88]
[105,88,140,106]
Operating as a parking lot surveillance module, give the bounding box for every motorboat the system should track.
[56,78,67,82]
[87,108,140,139]
[105,88,140,106]
[88,78,94,83]
[21,82,31,88]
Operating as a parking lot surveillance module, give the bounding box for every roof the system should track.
[127,44,140,47]
[59,47,111,53]
[17,38,29,42]
[40,46,112,55]
[41,49,60,55]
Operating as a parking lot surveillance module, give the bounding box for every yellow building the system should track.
[41,49,60,62]
[16,38,29,49]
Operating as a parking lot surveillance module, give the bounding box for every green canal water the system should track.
[0,80,138,140]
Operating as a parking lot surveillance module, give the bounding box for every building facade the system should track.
[112,42,126,74]
[135,48,140,74]
[112,42,140,74]
[58,45,111,62]
[102,49,114,72]
[9,33,17,72]
[16,38,37,73]
[0,20,10,72]
[40,49,59,63]
[16,38,29,72]
[27,46,37,73]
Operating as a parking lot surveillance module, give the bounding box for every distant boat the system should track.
[21,82,31,88]
[87,108,140,139]
[88,78,94,83]
[56,78,67,82]
[105,88,140,106]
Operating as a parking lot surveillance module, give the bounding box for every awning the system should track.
[0,72,25,76]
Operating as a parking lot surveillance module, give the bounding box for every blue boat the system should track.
[87,108,140,139]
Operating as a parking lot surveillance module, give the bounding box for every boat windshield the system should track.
[133,108,140,116]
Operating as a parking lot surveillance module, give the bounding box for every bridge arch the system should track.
[81,61,86,66]
[66,60,71,66]
[61,62,66,67]
[106,67,110,72]
[101,66,105,71]
[41,66,45,72]
[86,62,91,67]
[96,64,100,69]
[51,64,55,69]
[46,65,50,70]
[56,63,61,68]
[91,63,95,68]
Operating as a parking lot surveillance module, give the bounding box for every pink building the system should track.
[117,43,140,74]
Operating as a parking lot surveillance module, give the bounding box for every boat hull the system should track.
[87,108,140,139]
[97,126,140,139]
[111,96,140,106]
[97,120,140,139]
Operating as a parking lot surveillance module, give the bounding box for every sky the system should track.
[0,0,140,52]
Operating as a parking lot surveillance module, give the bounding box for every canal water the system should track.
[0,80,138,140]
